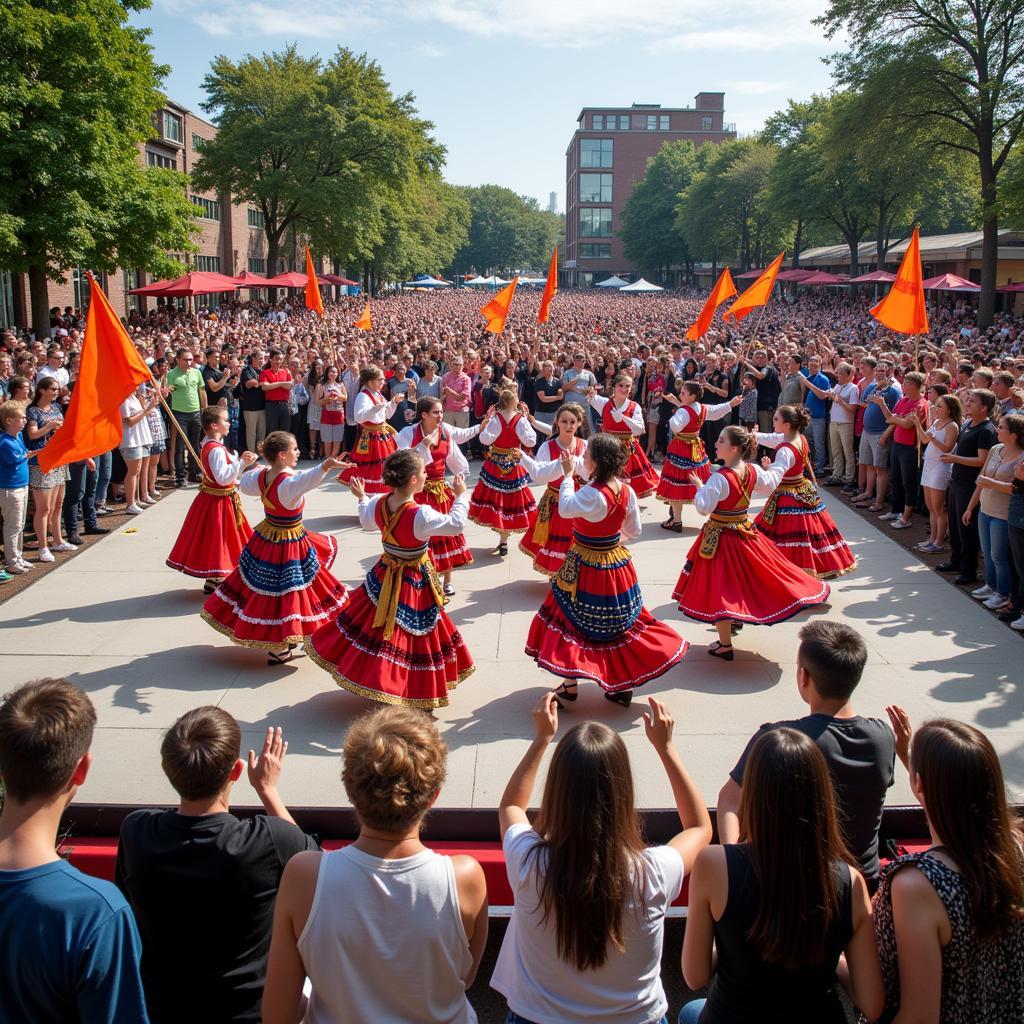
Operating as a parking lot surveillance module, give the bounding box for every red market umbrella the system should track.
[129,279,177,296]
[799,271,850,285]
[997,281,1024,292]
[775,268,817,282]
[131,271,240,297]
[321,274,359,286]
[263,271,310,288]
[921,272,979,291]
[233,270,275,288]
[735,267,766,280]
[848,270,897,284]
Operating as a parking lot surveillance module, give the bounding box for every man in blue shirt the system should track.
[800,354,832,474]
[0,678,149,1023]
[854,361,903,512]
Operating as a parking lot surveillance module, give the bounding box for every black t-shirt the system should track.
[238,365,265,412]
[730,714,895,880]
[951,418,998,485]
[202,364,234,407]
[754,364,782,410]
[534,375,562,410]
[115,810,319,1023]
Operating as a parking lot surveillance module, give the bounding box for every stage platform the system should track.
[3,471,1022,821]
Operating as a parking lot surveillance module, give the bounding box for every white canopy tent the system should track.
[595,275,629,288]
[465,275,511,287]
[620,278,664,292]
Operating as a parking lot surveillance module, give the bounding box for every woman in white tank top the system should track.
[262,707,488,1024]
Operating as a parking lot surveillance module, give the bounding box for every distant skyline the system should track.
[138,1,838,211]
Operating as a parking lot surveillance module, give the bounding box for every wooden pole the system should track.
[150,372,204,468]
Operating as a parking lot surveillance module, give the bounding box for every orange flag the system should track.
[870,225,929,335]
[304,245,324,317]
[38,274,151,472]
[354,302,372,330]
[685,267,738,340]
[725,252,785,323]
[537,248,558,324]
[481,277,518,334]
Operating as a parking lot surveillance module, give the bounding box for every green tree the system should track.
[1002,144,1024,229]
[819,0,1024,326]
[0,0,198,336]
[194,45,443,288]
[620,141,699,284]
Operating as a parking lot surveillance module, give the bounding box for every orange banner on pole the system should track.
[537,248,558,324]
[304,245,324,317]
[481,277,518,334]
[685,267,738,340]
[354,302,372,330]
[870,225,929,335]
[725,253,785,323]
[37,275,151,472]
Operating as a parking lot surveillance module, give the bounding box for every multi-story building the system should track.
[1,100,296,331]
[548,192,558,214]
[563,94,737,286]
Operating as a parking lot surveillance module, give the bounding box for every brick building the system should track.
[563,94,737,287]
[0,99,295,333]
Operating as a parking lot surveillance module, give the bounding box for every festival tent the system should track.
[735,267,767,280]
[921,273,979,291]
[620,278,664,292]
[466,275,511,287]
[998,282,1024,292]
[320,274,359,286]
[402,274,451,288]
[129,271,240,296]
[263,271,311,288]
[775,268,817,283]
[516,277,549,286]
[232,270,275,288]
[595,275,629,288]
[798,271,850,286]
[847,270,897,284]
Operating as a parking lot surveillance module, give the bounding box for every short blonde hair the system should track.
[0,400,26,426]
[342,707,447,832]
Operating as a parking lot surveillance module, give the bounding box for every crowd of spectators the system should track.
[2,613,1021,1022]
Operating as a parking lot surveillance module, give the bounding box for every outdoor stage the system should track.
[2,476,1022,821]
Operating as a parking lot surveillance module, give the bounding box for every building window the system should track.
[659,114,670,130]
[191,133,206,152]
[0,270,15,328]
[592,114,604,130]
[701,115,712,131]
[579,208,612,238]
[580,173,612,203]
[248,258,266,274]
[580,139,613,168]
[191,195,221,221]
[579,243,612,259]
[647,115,657,130]
[247,207,265,229]
[162,111,182,144]
[195,255,221,273]
[72,267,100,309]
[146,150,176,170]
[619,115,629,130]
[124,270,142,313]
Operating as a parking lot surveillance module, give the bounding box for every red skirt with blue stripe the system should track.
[338,424,397,494]
[468,449,535,533]
[416,481,473,572]
[519,486,574,577]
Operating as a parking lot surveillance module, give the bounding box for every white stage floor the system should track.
[3,472,1022,811]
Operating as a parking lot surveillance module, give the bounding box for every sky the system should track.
[136,0,839,211]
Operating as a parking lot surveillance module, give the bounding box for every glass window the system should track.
[191,195,220,221]
[247,207,265,229]
[191,133,206,152]
[579,243,612,259]
[124,270,141,313]
[195,255,221,273]
[579,173,612,203]
[72,268,99,309]
[659,115,670,130]
[592,114,604,130]
[647,114,657,130]
[162,112,182,143]
[579,208,612,238]
[619,115,629,130]
[146,150,176,170]
[248,258,266,274]
[701,115,712,131]
[580,139,613,168]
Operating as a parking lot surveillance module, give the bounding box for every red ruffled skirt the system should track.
[656,438,711,504]
[306,556,474,708]
[166,491,251,578]
[468,451,535,533]
[753,488,856,579]
[519,487,573,577]
[672,523,830,624]
[611,435,659,498]
[339,426,397,494]
[525,540,688,691]
[416,481,473,572]
[202,521,348,648]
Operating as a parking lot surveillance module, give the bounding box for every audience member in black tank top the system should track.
[681,729,884,1024]
[716,621,895,887]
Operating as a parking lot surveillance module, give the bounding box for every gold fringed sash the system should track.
[200,480,247,530]
[423,478,449,500]
[674,431,704,463]
[531,487,557,547]
[553,539,630,603]
[759,478,821,526]
[698,509,758,559]
[487,444,522,476]
[355,421,397,455]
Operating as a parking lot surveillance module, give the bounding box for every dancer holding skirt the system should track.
[525,434,689,707]
[587,374,660,497]
[337,365,398,494]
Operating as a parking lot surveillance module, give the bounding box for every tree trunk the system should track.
[978,155,997,329]
[875,200,889,271]
[848,236,859,281]
[266,229,281,304]
[790,220,804,298]
[28,262,51,341]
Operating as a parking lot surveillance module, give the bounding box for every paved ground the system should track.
[2,472,1022,810]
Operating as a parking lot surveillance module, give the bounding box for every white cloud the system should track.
[725,79,793,96]
[415,42,446,59]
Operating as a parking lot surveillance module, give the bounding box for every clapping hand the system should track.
[532,691,559,743]
[247,726,288,794]
[761,456,772,469]
[688,472,703,489]
[886,705,912,770]
[241,450,259,466]
[451,473,467,496]
[559,448,576,476]
[729,394,744,407]
[348,475,366,499]
[642,697,674,755]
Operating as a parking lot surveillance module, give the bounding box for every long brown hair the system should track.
[530,722,647,971]
[912,719,1024,939]
[740,728,855,969]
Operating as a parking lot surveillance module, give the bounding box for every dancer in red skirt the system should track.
[754,405,857,579]
[519,402,588,577]
[587,374,659,497]
[656,382,742,532]
[525,434,689,707]
[396,395,490,596]
[167,407,257,593]
[306,449,475,709]
[673,426,830,660]
[202,432,351,665]
[468,387,537,556]
[337,365,398,494]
